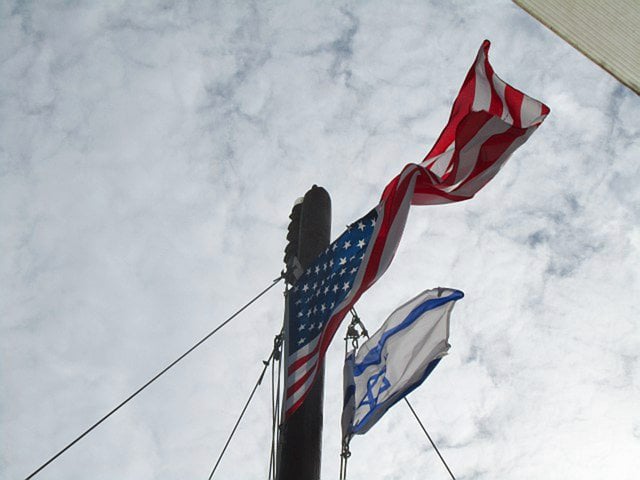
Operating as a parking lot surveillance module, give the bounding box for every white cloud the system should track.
[1,1,639,479]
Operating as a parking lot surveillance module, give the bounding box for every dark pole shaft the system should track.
[277,185,331,480]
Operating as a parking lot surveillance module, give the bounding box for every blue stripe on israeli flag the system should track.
[341,287,463,439]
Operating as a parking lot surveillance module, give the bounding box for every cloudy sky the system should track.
[2,1,639,479]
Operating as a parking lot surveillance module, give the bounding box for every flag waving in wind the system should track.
[284,40,549,418]
[341,288,463,439]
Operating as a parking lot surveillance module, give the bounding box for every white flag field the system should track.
[342,288,464,439]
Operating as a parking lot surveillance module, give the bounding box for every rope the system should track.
[404,398,456,480]
[268,329,283,480]
[340,311,363,480]
[25,274,284,480]
[207,331,283,479]
[339,438,352,480]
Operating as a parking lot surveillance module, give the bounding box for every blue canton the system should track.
[288,208,378,355]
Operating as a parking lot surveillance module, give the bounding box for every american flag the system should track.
[285,207,378,416]
[284,40,549,417]
[382,39,551,208]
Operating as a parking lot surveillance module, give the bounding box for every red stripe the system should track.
[360,170,416,293]
[412,183,471,203]
[286,363,316,397]
[317,306,353,357]
[287,305,351,376]
[414,112,532,203]
[541,103,550,116]
[439,111,489,186]
[284,310,354,418]
[284,309,360,420]
[422,43,482,161]
[442,111,494,187]
[464,123,525,178]
[285,393,308,418]
[451,126,528,197]
[504,85,523,128]
[484,54,503,117]
[287,341,320,374]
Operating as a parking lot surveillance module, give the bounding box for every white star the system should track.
[329,259,334,267]
[323,263,328,271]
[360,254,365,260]
[333,284,339,293]
[293,285,299,292]
[339,257,347,265]
[357,239,366,249]
[330,301,335,309]
[314,265,320,274]
[332,243,338,251]
[298,338,305,345]
[302,284,309,292]
[357,221,365,231]
[309,323,315,330]
[339,268,347,276]
[323,286,329,294]
[297,311,303,318]
[342,281,350,291]
[350,267,357,274]
[298,324,305,331]
[343,240,351,249]
[312,282,318,290]
[371,218,376,227]
[306,309,312,317]
[321,303,326,312]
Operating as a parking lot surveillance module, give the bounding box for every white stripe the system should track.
[398,162,419,184]
[421,144,455,179]
[287,332,321,364]
[287,351,319,384]
[491,66,546,128]
[520,97,544,128]
[375,172,417,281]
[472,50,491,112]
[285,364,318,410]
[491,73,513,125]
[453,126,536,198]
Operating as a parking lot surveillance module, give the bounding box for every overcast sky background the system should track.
[2,1,639,479]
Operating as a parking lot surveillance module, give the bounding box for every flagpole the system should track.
[276,185,331,480]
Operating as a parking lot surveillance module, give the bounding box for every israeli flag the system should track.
[342,287,463,439]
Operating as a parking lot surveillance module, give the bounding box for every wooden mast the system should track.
[276,185,331,480]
